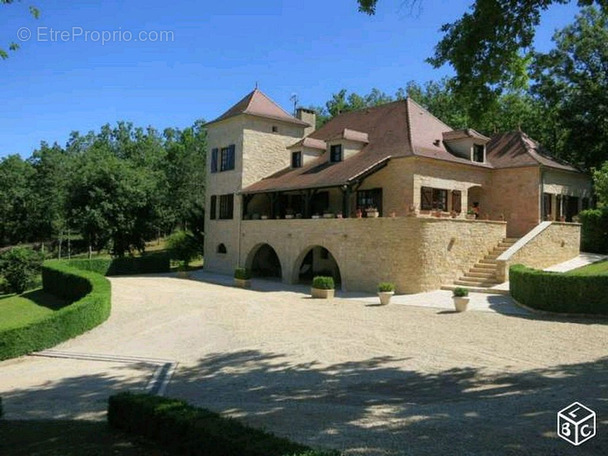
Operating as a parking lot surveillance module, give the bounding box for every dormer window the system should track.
[292,151,302,168]
[330,144,342,163]
[473,144,485,163]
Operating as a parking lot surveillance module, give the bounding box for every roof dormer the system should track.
[326,128,369,162]
[442,128,489,163]
[287,137,326,168]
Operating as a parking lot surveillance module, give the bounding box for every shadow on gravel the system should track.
[168,350,608,456]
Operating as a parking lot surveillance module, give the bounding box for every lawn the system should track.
[0,420,168,456]
[566,260,608,276]
[0,290,69,331]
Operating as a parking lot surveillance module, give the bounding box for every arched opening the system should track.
[468,185,484,216]
[247,244,282,279]
[295,246,341,286]
[217,243,227,254]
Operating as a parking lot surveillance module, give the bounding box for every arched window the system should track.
[217,243,227,254]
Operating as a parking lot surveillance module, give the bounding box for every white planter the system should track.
[285,214,294,219]
[366,211,379,218]
[311,287,335,299]
[378,291,394,305]
[323,213,334,219]
[453,296,470,312]
[234,278,251,288]
[261,215,268,220]
[312,215,320,219]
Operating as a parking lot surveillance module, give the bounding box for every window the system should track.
[357,188,383,216]
[211,148,219,173]
[217,243,227,254]
[473,144,485,163]
[292,151,302,168]
[272,126,278,133]
[421,186,448,211]
[543,193,552,219]
[210,195,217,220]
[220,145,236,171]
[219,194,234,220]
[330,144,342,163]
[452,190,462,213]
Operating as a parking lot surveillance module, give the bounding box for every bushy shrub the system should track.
[312,276,334,290]
[108,393,340,456]
[510,264,608,315]
[579,208,608,254]
[234,267,251,280]
[167,230,200,268]
[64,255,170,277]
[0,247,45,294]
[452,287,469,297]
[0,260,111,360]
[377,282,395,292]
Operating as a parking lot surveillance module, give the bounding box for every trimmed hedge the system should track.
[510,264,608,315]
[0,261,111,360]
[64,254,170,277]
[108,393,340,456]
[579,208,608,254]
[312,276,334,290]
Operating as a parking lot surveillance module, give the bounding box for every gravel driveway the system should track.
[1,274,606,455]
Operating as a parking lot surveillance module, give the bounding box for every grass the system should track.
[0,289,69,331]
[0,420,169,456]
[566,260,608,276]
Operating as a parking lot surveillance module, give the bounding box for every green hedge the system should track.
[0,261,111,360]
[108,393,339,456]
[312,276,334,290]
[64,254,170,277]
[579,208,608,254]
[510,264,608,315]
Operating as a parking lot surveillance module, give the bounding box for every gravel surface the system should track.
[1,275,606,455]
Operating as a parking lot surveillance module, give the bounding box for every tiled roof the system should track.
[205,89,310,127]
[486,131,580,172]
[443,128,490,141]
[240,98,582,194]
[288,137,327,150]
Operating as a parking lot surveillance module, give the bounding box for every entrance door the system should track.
[566,196,579,222]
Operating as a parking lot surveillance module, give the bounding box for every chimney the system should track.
[296,108,316,136]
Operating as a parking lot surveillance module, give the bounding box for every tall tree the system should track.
[532,6,608,169]
[357,0,608,117]
[0,155,34,245]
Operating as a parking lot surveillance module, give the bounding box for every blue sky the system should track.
[1,0,579,158]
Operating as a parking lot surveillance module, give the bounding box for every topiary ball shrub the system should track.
[234,268,251,280]
[377,282,395,292]
[312,276,334,290]
[452,287,469,297]
[0,247,45,294]
[166,230,200,269]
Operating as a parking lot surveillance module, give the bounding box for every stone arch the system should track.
[293,245,342,286]
[245,243,283,279]
[217,243,227,254]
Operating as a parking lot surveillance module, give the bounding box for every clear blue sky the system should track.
[0,0,579,158]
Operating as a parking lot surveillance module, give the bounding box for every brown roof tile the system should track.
[486,131,580,172]
[206,89,309,127]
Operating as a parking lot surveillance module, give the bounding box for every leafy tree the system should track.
[357,0,608,118]
[531,6,608,169]
[0,246,44,294]
[0,155,35,246]
[166,230,200,269]
[593,161,608,206]
[1,0,40,59]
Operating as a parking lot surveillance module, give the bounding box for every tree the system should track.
[1,0,39,59]
[0,246,44,294]
[357,1,608,118]
[531,6,608,169]
[593,161,608,206]
[0,155,35,246]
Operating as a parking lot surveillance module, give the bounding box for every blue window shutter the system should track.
[229,144,236,170]
[211,148,218,173]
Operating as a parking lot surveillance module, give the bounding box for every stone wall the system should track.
[496,222,581,282]
[239,217,506,293]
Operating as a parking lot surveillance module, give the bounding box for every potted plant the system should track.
[336,212,343,219]
[452,287,470,312]
[234,267,252,288]
[295,213,302,219]
[285,208,294,219]
[261,214,269,220]
[466,210,475,220]
[355,208,363,218]
[366,207,379,218]
[312,213,320,219]
[311,276,335,299]
[377,282,395,305]
[407,205,418,217]
[323,211,334,219]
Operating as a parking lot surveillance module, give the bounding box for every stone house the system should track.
[203,89,591,293]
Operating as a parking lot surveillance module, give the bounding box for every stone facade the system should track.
[496,222,581,282]
[240,217,506,293]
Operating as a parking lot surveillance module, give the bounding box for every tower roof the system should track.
[206,89,310,127]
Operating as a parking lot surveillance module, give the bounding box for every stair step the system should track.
[473,263,497,270]
[484,254,501,260]
[479,259,498,265]
[454,279,501,287]
[504,238,519,243]
[441,285,509,295]
[464,271,497,279]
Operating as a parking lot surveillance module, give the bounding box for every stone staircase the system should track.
[441,238,519,295]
